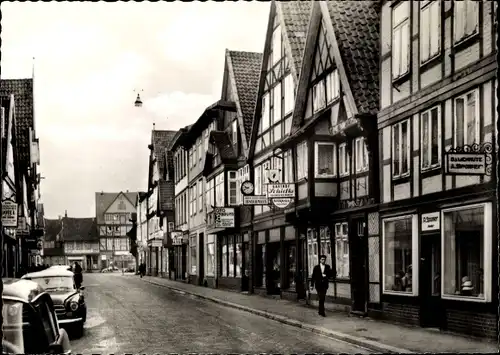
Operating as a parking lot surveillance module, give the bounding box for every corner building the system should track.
[377,0,497,338]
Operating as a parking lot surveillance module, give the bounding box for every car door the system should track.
[34,296,58,346]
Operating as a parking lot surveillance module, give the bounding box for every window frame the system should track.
[392,1,410,80]
[354,137,369,173]
[314,142,337,178]
[296,141,308,180]
[334,222,349,280]
[420,105,442,171]
[392,119,411,179]
[228,171,238,206]
[381,214,419,296]
[453,88,480,147]
[420,0,442,64]
[453,0,479,45]
[198,179,203,212]
[312,80,327,114]
[441,202,492,303]
[338,143,350,177]
[325,69,340,104]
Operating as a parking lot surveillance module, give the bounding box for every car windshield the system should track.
[29,276,74,292]
[2,300,26,354]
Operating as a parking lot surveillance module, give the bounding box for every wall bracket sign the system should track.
[444,142,493,176]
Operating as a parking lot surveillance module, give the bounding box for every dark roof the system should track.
[95,191,137,224]
[226,50,263,145]
[279,1,313,78]
[151,130,177,176]
[44,219,62,242]
[0,79,34,170]
[3,279,45,302]
[138,192,148,204]
[22,269,74,279]
[62,217,97,241]
[324,1,380,115]
[168,125,192,152]
[210,131,237,161]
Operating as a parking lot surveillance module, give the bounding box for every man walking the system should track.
[310,255,332,317]
[73,261,83,289]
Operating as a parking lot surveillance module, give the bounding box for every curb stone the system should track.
[143,278,415,354]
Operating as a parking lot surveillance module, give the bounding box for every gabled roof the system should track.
[210,131,237,161]
[225,50,263,154]
[322,1,379,116]
[248,0,313,159]
[43,218,62,242]
[95,191,137,224]
[61,217,97,241]
[169,125,192,152]
[0,79,34,171]
[151,130,177,176]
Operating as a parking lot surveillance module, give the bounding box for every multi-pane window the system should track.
[420,1,441,63]
[314,142,336,178]
[335,223,349,279]
[198,179,203,212]
[313,81,326,113]
[354,137,369,172]
[296,141,308,180]
[215,173,225,207]
[190,234,197,275]
[421,106,441,170]
[232,120,238,146]
[284,150,294,183]
[198,139,202,162]
[392,1,410,79]
[325,70,340,103]
[454,89,480,147]
[271,155,283,183]
[392,119,411,178]
[190,185,196,216]
[206,179,214,212]
[339,143,350,176]
[454,0,479,43]
[228,171,238,206]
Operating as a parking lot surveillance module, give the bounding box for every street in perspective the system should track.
[1,1,499,354]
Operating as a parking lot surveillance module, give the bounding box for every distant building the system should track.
[95,191,137,270]
[135,192,148,266]
[62,213,99,271]
[42,216,65,266]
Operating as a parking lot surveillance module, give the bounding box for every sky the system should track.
[1,1,270,219]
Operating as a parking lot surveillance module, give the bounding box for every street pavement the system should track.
[70,273,374,354]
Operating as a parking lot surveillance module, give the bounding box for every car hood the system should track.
[49,291,78,304]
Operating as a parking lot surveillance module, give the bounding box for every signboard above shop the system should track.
[267,183,295,198]
[243,196,268,205]
[421,212,440,232]
[445,153,486,175]
[214,207,235,228]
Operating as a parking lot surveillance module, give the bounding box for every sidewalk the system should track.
[134,275,498,354]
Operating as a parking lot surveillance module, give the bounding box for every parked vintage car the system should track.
[49,265,73,271]
[2,279,72,354]
[21,268,87,337]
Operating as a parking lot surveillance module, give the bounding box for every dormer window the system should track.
[339,143,350,177]
[232,120,238,146]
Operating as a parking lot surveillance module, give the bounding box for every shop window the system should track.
[421,105,441,170]
[334,223,349,279]
[383,215,418,295]
[319,226,333,272]
[205,234,215,277]
[235,235,242,278]
[190,235,197,275]
[442,203,491,301]
[307,228,318,277]
[228,236,235,277]
[315,142,336,178]
[287,243,296,289]
[215,173,225,207]
[454,0,479,44]
[221,236,228,277]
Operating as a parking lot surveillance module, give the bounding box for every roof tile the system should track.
[151,130,177,175]
[210,131,237,161]
[61,217,98,242]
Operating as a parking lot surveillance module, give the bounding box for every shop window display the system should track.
[228,238,235,277]
[235,237,242,277]
[287,244,296,288]
[334,223,349,279]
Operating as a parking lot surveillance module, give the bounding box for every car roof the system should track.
[3,279,46,302]
[22,269,74,279]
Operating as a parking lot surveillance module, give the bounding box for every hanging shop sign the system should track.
[171,231,184,246]
[444,143,492,176]
[243,196,269,205]
[272,198,293,209]
[214,207,235,228]
[101,255,107,261]
[2,200,18,227]
[421,212,440,232]
[267,183,295,198]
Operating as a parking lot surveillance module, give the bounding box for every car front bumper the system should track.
[58,317,83,325]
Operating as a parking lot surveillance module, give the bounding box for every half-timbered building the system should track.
[377,0,497,338]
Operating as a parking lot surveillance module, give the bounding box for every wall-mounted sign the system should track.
[171,232,184,246]
[214,207,235,228]
[445,153,486,175]
[241,181,254,196]
[272,198,293,209]
[101,255,107,260]
[243,196,269,205]
[267,183,295,198]
[2,201,18,227]
[421,212,440,232]
[339,197,376,210]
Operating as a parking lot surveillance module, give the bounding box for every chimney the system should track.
[65,210,67,218]
[126,189,129,193]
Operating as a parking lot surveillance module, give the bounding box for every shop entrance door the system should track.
[266,243,281,295]
[420,234,443,328]
[198,233,204,286]
[349,218,368,315]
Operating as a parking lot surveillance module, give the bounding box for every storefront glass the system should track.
[307,228,317,278]
[443,205,485,299]
[243,242,250,276]
[334,223,349,279]
[206,234,215,276]
[190,235,197,274]
[235,235,242,277]
[319,226,332,271]
[221,236,228,277]
[287,243,296,288]
[383,215,413,293]
[228,237,235,277]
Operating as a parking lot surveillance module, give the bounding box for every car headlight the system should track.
[69,301,79,311]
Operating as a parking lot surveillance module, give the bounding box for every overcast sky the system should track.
[1,1,269,219]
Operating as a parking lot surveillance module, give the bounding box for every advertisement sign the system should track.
[171,232,183,246]
[243,195,269,205]
[445,153,486,175]
[17,216,28,234]
[267,183,295,198]
[101,255,107,260]
[272,198,293,209]
[2,201,18,227]
[214,207,235,228]
[421,212,440,232]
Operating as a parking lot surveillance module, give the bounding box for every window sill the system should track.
[382,290,416,297]
[441,294,488,303]
[392,174,410,183]
[453,32,480,53]
[420,52,443,72]
[421,164,441,177]
[392,71,411,87]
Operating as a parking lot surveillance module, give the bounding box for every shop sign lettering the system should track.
[340,197,375,209]
[421,212,440,232]
[445,153,486,175]
[2,201,18,227]
[272,198,293,209]
[214,208,235,228]
[267,183,295,198]
[243,196,269,205]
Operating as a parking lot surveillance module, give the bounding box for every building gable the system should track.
[105,192,136,214]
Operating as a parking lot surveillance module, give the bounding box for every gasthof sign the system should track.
[445,153,486,175]
[2,201,18,227]
[267,183,295,198]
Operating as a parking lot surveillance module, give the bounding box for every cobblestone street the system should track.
[71,273,374,354]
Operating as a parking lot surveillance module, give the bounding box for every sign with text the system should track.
[243,196,269,205]
[445,153,486,175]
[171,232,184,246]
[214,208,235,228]
[267,183,295,198]
[421,212,440,232]
[272,198,293,209]
[2,201,18,227]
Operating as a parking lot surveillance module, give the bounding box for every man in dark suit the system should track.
[310,254,332,317]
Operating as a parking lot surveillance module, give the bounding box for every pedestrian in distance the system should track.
[73,261,83,289]
[310,254,332,317]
